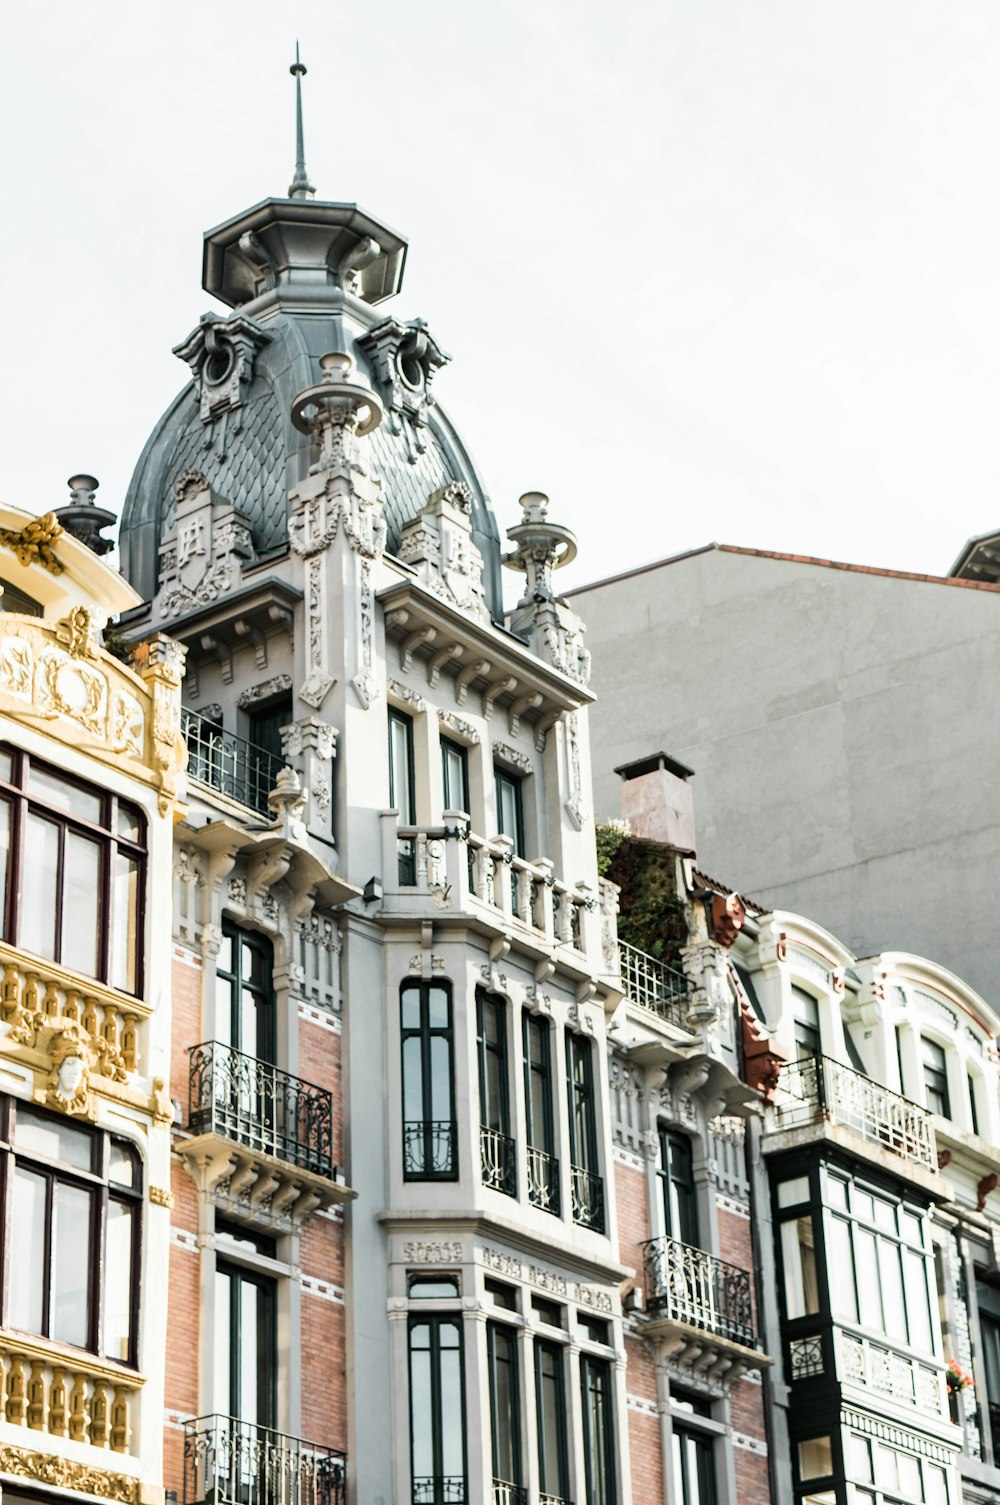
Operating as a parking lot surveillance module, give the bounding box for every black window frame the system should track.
[408,1313,466,1505]
[1,1096,143,1366]
[486,1319,522,1495]
[214,1253,278,1428]
[672,1417,718,1505]
[535,1338,570,1503]
[524,1013,559,1216]
[580,1353,617,1505]
[477,991,515,1198]
[389,708,416,824]
[441,737,470,816]
[921,1036,951,1119]
[567,1032,604,1233]
[791,986,821,1062]
[0,745,147,995]
[216,918,276,1062]
[494,766,525,856]
[657,1128,699,1247]
[401,980,457,1182]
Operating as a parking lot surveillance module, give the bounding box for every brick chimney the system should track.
[615,752,696,853]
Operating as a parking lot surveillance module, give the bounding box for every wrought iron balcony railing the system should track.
[642,1235,756,1348]
[481,1126,517,1197]
[403,1119,457,1179]
[770,1054,936,1172]
[527,1146,560,1215]
[412,1477,466,1504]
[989,1401,1000,1462]
[539,1496,572,1505]
[618,941,694,1031]
[570,1164,605,1233]
[188,1041,334,1179]
[183,1415,346,1505]
[182,706,285,817]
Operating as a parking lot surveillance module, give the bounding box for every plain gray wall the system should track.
[570,546,1000,1006]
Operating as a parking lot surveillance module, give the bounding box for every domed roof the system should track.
[119,193,503,619]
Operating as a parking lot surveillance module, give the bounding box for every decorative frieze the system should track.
[402,1240,464,1264]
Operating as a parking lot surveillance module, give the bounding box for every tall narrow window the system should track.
[402,982,456,1180]
[487,1322,522,1498]
[0,749,146,993]
[494,767,524,855]
[921,1038,950,1118]
[213,1254,277,1427]
[216,920,275,1061]
[581,1356,616,1505]
[535,1340,570,1503]
[478,993,515,1196]
[969,1074,981,1137]
[524,1014,559,1215]
[791,987,821,1061]
[409,1316,465,1505]
[441,738,470,815]
[247,694,292,809]
[5,1100,141,1363]
[657,1130,698,1246]
[390,710,417,882]
[672,1418,717,1505]
[567,1034,604,1233]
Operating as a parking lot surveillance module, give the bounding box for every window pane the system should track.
[401,985,421,1031]
[925,1464,948,1505]
[63,831,101,977]
[402,1037,424,1122]
[488,1324,519,1483]
[21,813,59,960]
[52,1182,92,1347]
[0,797,10,936]
[409,1325,435,1481]
[111,853,139,993]
[848,1433,872,1483]
[213,1268,233,1417]
[897,1453,921,1496]
[9,1168,46,1333]
[239,1279,259,1422]
[438,1321,465,1479]
[116,802,142,843]
[829,1216,858,1322]
[28,765,102,824]
[799,1438,833,1480]
[408,1275,461,1298]
[855,1228,883,1331]
[903,1248,932,1353]
[877,1241,906,1343]
[777,1176,810,1208]
[14,1104,92,1169]
[104,1200,133,1360]
[0,748,12,782]
[537,1343,565,1495]
[108,1139,139,1188]
[429,1035,453,1120]
[427,986,449,1030]
[781,1217,819,1319]
[389,714,414,824]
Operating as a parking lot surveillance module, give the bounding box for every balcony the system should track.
[769,1054,937,1175]
[379,816,594,969]
[412,1478,466,1504]
[403,1119,457,1179]
[570,1164,605,1233]
[0,1333,142,1454]
[184,1415,346,1505]
[182,706,285,817]
[643,1236,756,1347]
[180,1042,354,1224]
[492,1484,527,1505]
[619,941,693,1033]
[480,1125,517,1197]
[527,1146,560,1215]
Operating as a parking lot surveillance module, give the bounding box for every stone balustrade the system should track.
[0,940,147,1076]
[0,1334,142,1453]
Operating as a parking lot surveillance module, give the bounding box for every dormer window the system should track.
[791,986,821,1062]
[921,1038,950,1118]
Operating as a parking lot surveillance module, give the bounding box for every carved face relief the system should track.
[58,1054,86,1098]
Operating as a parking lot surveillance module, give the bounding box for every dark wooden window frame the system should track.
[477,992,511,1136]
[534,1337,570,1502]
[486,1318,522,1492]
[441,737,470,815]
[401,980,457,1182]
[0,1096,143,1366]
[389,709,416,824]
[524,1013,555,1155]
[672,1418,719,1505]
[580,1353,617,1505]
[217,918,277,1062]
[493,765,525,855]
[566,1033,599,1175]
[0,745,146,994]
[657,1128,699,1246]
[407,1313,467,1505]
[215,1254,278,1428]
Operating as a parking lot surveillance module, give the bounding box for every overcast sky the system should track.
[3,1,999,595]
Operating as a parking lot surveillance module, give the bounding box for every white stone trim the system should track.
[164,1409,194,1430]
[170,1227,199,1254]
[613,1146,645,1172]
[297,1001,341,1034]
[717,1194,751,1220]
[627,1392,658,1418]
[172,945,202,971]
[300,1274,345,1305]
[737,1367,762,1385]
[732,1431,768,1455]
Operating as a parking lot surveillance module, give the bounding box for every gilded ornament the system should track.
[0,512,64,575]
[0,1443,138,1502]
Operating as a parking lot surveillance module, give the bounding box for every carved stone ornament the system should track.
[0,1444,140,1502]
[0,512,65,574]
[172,311,270,425]
[492,740,532,776]
[387,678,426,714]
[357,316,450,443]
[158,471,255,618]
[237,673,293,710]
[438,708,479,744]
[39,1019,125,1119]
[398,484,490,625]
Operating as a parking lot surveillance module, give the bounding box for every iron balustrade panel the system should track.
[183,1415,346,1505]
[989,1402,1000,1461]
[412,1477,466,1504]
[642,1235,756,1348]
[539,1496,573,1505]
[189,1042,333,1179]
[618,941,693,1031]
[403,1120,457,1178]
[182,707,285,817]
[772,1054,936,1171]
[570,1164,605,1233]
[526,1146,560,1215]
[480,1126,517,1197]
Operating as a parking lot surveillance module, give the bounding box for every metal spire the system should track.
[288,42,315,200]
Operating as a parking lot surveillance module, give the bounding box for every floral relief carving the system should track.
[438,709,479,744]
[0,1444,138,1501]
[492,740,532,775]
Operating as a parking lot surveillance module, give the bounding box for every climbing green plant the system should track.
[599,829,687,967]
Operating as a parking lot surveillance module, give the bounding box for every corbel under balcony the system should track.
[120,576,301,662]
[639,1236,771,1392]
[379,578,593,743]
[181,812,360,910]
[178,1132,354,1228]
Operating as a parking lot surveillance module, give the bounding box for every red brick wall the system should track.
[718,1200,770,1498]
[614,1158,650,1302]
[625,1336,663,1504]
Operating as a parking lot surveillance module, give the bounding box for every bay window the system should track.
[0,746,145,993]
[4,1098,141,1364]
